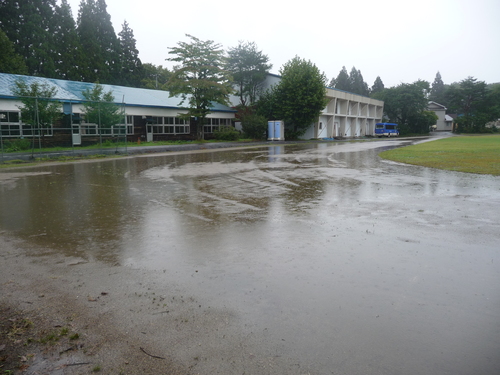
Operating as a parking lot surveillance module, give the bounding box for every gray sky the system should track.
[65,0,500,88]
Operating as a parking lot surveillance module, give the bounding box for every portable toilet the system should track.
[267,120,285,141]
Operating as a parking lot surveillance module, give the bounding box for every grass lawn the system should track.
[379,134,500,176]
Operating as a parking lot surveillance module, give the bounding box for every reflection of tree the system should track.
[0,162,138,264]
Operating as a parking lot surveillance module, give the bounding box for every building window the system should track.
[203,118,232,133]
[1,111,53,137]
[151,117,190,134]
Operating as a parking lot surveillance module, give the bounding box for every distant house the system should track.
[0,73,236,146]
[428,101,453,131]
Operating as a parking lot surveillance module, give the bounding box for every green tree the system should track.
[53,0,86,81]
[371,76,384,96]
[258,56,327,138]
[166,34,233,140]
[241,113,268,140]
[118,20,143,87]
[0,0,57,77]
[81,83,122,129]
[77,0,121,84]
[140,63,171,90]
[349,67,369,96]
[0,28,28,74]
[429,71,446,106]
[226,41,272,107]
[330,66,350,91]
[447,77,498,132]
[374,80,435,134]
[12,80,61,129]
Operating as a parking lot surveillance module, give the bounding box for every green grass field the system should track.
[379,134,500,175]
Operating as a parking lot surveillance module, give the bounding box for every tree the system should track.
[77,0,121,84]
[0,0,57,77]
[371,76,384,96]
[140,63,171,90]
[81,83,122,129]
[118,20,143,87]
[258,56,327,138]
[330,66,350,91]
[241,113,268,140]
[447,77,498,132]
[166,34,233,140]
[349,67,369,96]
[53,0,86,81]
[0,28,28,74]
[429,71,446,106]
[373,80,435,134]
[226,41,272,107]
[12,80,61,129]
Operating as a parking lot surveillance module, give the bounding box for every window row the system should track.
[149,125,190,134]
[148,116,189,125]
[1,124,53,137]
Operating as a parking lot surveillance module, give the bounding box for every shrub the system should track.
[213,126,240,141]
[4,138,31,152]
[241,113,267,140]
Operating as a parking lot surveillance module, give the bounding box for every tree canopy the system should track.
[0,28,28,74]
[446,77,500,132]
[373,80,437,134]
[371,76,385,96]
[118,20,143,87]
[429,71,446,106]
[12,80,61,129]
[81,83,123,128]
[166,34,233,139]
[226,41,272,107]
[330,66,369,96]
[258,56,327,138]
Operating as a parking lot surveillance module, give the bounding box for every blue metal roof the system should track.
[0,73,235,113]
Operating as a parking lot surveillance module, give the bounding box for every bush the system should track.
[241,113,267,140]
[4,138,31,152]
[213,126,240,141]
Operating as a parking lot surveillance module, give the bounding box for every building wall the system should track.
[249,74,384,139]
[427,101,451,131]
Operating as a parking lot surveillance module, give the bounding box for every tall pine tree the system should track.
[53,0,87,81]
[429,71,446,106]
[118,20,143,87]
[77,0,121,84]
[331,66,351,92]
[0,28,28,74]
[349,67,369,96]
[0,0,57,77]
[371,76,385,96]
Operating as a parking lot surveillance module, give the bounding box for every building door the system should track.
[72,124,81,146]
[146,124,153,142]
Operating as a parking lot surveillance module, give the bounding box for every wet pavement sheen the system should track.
[1,139,500,374]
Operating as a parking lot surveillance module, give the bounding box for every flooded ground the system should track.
[1,138,499,374]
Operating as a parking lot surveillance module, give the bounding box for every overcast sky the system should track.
[65,0,499,88]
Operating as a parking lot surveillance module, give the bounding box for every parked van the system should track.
[375,123,399,137]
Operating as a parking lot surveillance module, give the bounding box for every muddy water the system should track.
[1,140,500,374]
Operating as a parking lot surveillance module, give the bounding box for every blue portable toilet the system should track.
[267,121,275,140]
[267,120,285,141]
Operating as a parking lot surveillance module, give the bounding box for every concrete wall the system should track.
[246,74,384,139]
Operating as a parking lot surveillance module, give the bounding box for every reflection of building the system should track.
[0,73,236,145]
[428,101,453,131]
[245,73,384,139]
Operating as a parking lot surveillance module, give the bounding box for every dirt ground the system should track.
[0,236,188,375]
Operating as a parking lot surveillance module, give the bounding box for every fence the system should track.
[0,95,131,164]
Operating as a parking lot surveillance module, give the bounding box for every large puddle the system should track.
[1,140,499,374]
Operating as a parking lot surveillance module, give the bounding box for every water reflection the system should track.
[1,140,500,374]
[0,140,498,265]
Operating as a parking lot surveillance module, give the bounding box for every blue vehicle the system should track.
[375,122,399,137]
